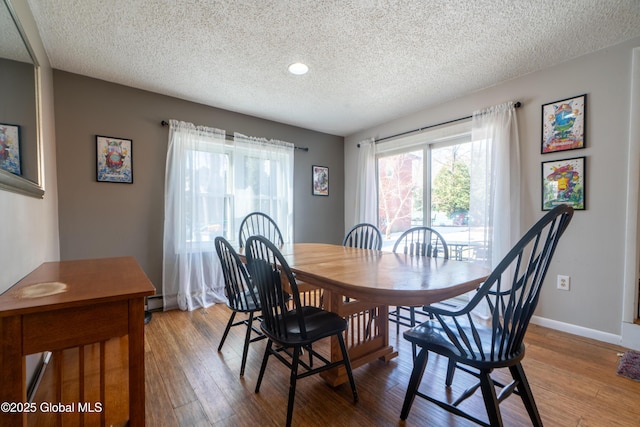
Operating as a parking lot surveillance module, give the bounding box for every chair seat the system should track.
[261,306,348,346]
[403,319,525,369]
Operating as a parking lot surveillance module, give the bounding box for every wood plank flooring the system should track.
[31,304,640,426]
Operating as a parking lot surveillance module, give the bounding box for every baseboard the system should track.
[531,315,623,347]
[146,295,164,312]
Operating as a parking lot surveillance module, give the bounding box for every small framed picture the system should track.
[542,156,585,211]
[541,94,586,153]
[0,123,21,175]
[312,165,329,196]
[96,135,133,183]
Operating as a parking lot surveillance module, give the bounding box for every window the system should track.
[232,134,293,242]
[184,134,294,246]
[376,121,483,262]
[185,147,232,244]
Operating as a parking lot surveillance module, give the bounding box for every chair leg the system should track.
[445,358,456,387]
[510,363,543,427]
[409,307,418,360]
[239,312,254,377]
[400,347,429,420]
[255,340,272,393]
[364,310,373,339]
[217,311,237,351]
[337,333,358,402]
[478,370,503,427]
[285,347,301,427]
[395,307,400,334]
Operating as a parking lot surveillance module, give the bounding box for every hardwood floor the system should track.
[31,304,640,426]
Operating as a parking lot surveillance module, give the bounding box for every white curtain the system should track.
[162,122,295,311]
[354,138,378,225]
[233,133,294,242]
[163,120,228,311]
[469,101,521,269]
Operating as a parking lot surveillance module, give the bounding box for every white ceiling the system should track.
[26,0,640,137]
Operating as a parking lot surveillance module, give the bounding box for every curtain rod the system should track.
[160,120,309,152]
[360,101,522,146]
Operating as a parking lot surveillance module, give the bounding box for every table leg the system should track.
[320,290,397,386]
[0,316,27,426]
[128,299,145,427]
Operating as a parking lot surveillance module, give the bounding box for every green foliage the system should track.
[432,161,470,215]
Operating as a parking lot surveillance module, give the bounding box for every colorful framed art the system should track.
[96,135,133,183]
[312,165,329,196]
[541,94,586,154]
[542,156,585,211]
[0,123,21,175]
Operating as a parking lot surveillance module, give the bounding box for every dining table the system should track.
[242,242,490,387]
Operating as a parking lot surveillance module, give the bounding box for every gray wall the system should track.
[346,36,640,343]
[53,71,344,289]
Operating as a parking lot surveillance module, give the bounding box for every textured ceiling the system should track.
[26,0,640,136]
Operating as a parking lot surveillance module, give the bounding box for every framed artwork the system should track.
[541,94,586,153]
[542,156,585,211]
[0,123,21,175]
[96,135,133,183]
[312,165,329,196]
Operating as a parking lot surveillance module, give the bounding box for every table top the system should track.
[262,243,490,306]
[0,257,156,317]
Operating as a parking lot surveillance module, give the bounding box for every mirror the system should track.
[0,0,43,198]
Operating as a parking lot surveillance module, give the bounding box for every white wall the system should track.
[0,0,59,293]
[345,36,640,346]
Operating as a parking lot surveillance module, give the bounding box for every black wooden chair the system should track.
[245,235,358,427]
[239,211,325,309]
[214,236,265,377]
[342,223,383,336]
[342,222,383,250]
[238,211,284,249]
[400,204,574,426]
[390,226,449,358]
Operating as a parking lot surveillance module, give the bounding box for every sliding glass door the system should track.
[377,149,423,250]
[376,122,483,262]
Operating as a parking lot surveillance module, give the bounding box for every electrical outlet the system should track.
[557,275,570,291]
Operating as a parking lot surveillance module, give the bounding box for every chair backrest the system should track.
[238,212,285,249]
[393,226,449,259]
[245,235,307,341]
[214,236,259,311]
[429,204,574,362]
[342,223,383,250]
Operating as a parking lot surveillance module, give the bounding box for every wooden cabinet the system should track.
[0,257,155,426]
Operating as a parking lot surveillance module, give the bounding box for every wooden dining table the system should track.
[243,243,490,386]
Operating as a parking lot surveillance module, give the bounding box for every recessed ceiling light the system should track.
[288,62,309,75]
